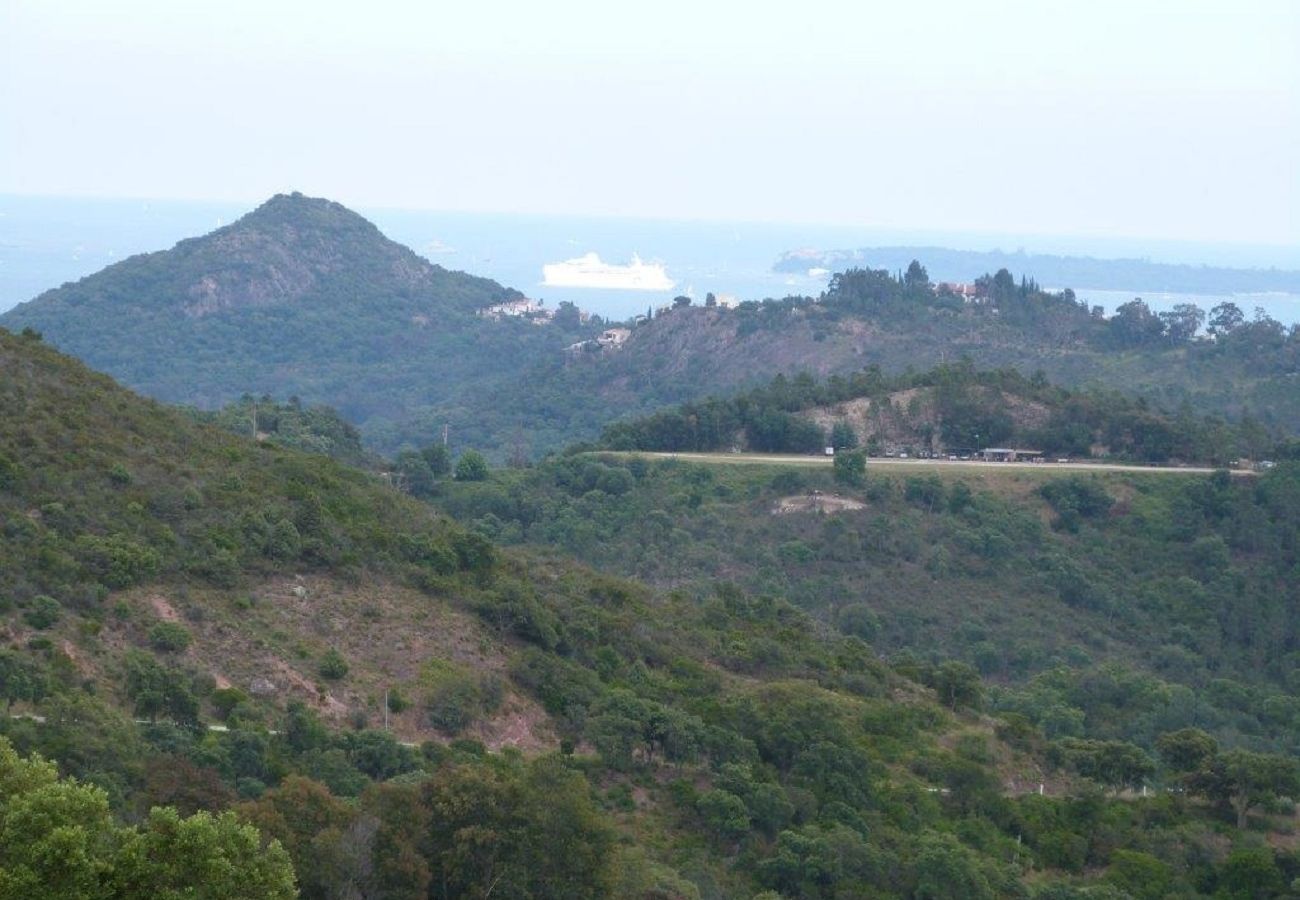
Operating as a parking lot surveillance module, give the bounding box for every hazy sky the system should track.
[3,0,1298,245]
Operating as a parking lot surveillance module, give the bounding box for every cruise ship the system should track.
[542,252,675,291]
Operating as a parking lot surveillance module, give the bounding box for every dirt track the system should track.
[602,451,1257,477]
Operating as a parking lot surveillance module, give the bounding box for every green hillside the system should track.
[0,193,599,452]
[7,209,1297,465]
[598,363,1274,464]
[387,264,1300,458]
[8,326,1300,896]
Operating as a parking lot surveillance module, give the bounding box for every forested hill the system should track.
[428,265,1300,458]
[600,364,1281,464]
[5,206,1299,461]
[8,327,1300,896]
[0,192,599,447]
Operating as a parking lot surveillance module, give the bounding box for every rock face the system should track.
[249,677,278,697]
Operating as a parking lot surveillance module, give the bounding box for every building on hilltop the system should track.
[936,282,979,301]
[478,298,555,324]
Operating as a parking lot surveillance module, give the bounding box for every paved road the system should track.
[602,451,1256,477]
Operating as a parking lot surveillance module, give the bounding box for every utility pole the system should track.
[442,423,449,447]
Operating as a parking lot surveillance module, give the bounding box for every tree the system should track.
[830,420,858,450]
[1191,749,1300,829]
[455,450,489,482]
[705,292,718,308]
[672,295,692,308]
[114,807,298,899]
[0,736,295,900]
[1155,728,1217,774]
[416,757,616,899]
[833,450,866,486]
[395,450,436,497]
[1106,850,1173,900]
[553,300,583,329]
[1215,846,1284,899]
[1109,299,1165,347]
[930,661,982,711]
[836,603,880,641]
[0,651,46,710]
[235,776,364,900]
[696,789,750,841]
[1208,301,1245,337]
[913,831,995,900]
[421,442,452,477]
[904,259,931,290]
[1158,302,1205,343]
[1048,739,1155,791]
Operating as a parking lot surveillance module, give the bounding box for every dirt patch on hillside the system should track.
[800,385,1054,454]
[773,493,867,514]
[108,576,556,748]
[148,594,181,622]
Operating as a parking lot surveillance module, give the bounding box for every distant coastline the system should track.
[775,246,1300,296]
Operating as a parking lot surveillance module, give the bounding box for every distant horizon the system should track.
[4,190,1299,273]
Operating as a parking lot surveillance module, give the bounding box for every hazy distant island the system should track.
[776,246,1300,296]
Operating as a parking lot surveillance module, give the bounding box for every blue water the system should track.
[3,194,1298,325]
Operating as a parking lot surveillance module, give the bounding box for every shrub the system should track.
[455,450,490,482]
[318,648,349,680]
[76,534,163,589]
[108,463,133,486]
[0,453,17,490]
[837,603,881,641]
[427,673,504,735]
[833,450,866,486]
[24,595,61,630]
[210,687,248,720]
[148,621,192,653]
[386,686,409,713]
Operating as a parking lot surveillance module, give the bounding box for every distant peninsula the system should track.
[775,246,1300,295]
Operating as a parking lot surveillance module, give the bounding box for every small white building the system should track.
[479,298,554,323]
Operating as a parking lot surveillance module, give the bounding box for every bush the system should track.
[836,603,881,641]
[108,463,133,486]
[148,621,192,653]
[833,450,866,486]
[210,687,249,720]
[23,595,61,630]
[455,451,490,482]
[427,673,504,735]
[318,648,350,680]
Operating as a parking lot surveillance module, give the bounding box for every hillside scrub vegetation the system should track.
[5,327,1300,896]
[600,363,1279,463]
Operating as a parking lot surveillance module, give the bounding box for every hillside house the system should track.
[479,298,554,323]
[936,282,979,301]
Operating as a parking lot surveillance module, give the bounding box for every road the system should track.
[600,451,1257,477]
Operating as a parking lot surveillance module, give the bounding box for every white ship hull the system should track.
[542,252,675,291]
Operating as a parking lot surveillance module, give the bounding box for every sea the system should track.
[3,194,1299,326]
